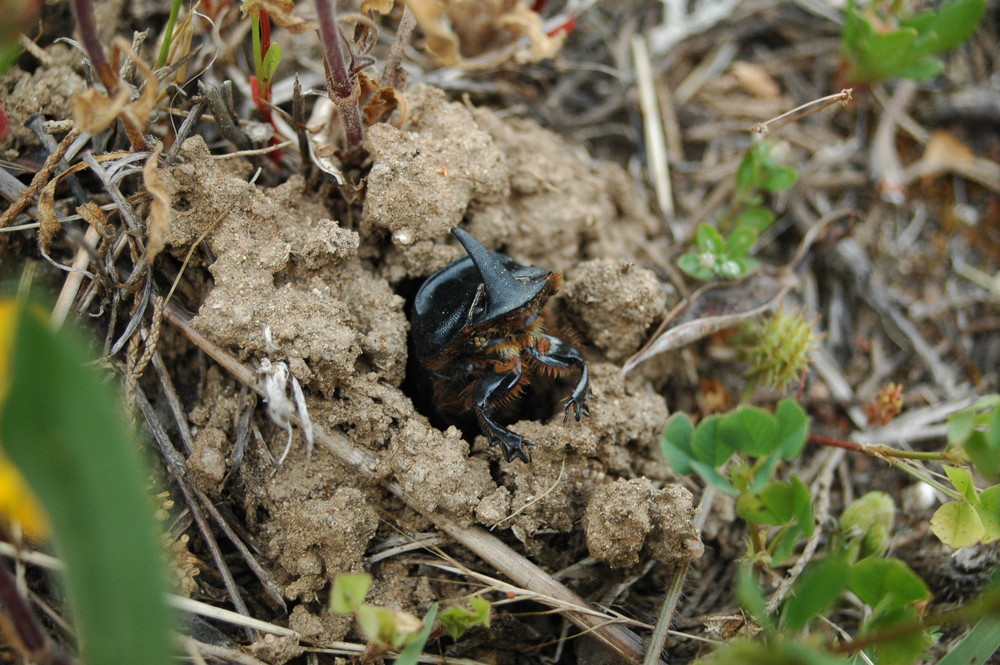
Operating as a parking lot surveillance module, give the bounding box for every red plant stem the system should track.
[70,0,117,93]
[809,432,864,452]
[313,0,363,149]
[260,8,271,59]
[809,433,948,461]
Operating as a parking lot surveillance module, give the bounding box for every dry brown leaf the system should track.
[37,178,60,252]
[76,201,109,240]
[497,2,566,65]
[361,0,394,13]
[72,39,159,136]
[241,0,316,33]
[71,86,131,134]
[904,129,1000,193]
[731,61,781,98]
[406,0,461,66]
[143,142,171,263]
[359,72,410,126]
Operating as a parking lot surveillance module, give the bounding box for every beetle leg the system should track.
[528,336,591,422]
[472,366,537,463]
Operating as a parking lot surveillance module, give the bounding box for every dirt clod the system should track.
[583,477,700,568]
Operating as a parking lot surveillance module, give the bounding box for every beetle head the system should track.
[452,227,551,325]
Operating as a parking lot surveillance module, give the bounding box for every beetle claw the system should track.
[563,395,591,422]
[491,431,536,463]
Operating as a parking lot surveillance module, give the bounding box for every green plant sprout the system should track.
[242,0,282,149]
[330,572,491,660]
[678,140,797,281]
[840,0,986,86]
[155,0,184,69]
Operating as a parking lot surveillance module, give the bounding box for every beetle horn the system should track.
[451,227,548,319]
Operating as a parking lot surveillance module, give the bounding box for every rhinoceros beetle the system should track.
[412,227,591,463]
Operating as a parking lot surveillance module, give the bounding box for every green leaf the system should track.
[726,226,758,257]
[935,615,1000,665]
[781,553,850,632]
[974,485,1000,543]
[331,573,372,614]
[695,224,725,254]
[863,606,933,665]
[789,475,814,536]
[356,604,395,648]
[762,167,797,193]
[394,604,438,665]
[660,413,695,474]
[774,398,809,460]
[737,481,793,526]
[690,459,738,496]
[948,408,976,446]
[735,563,774,632]
[945,465,979,503]
[677,252,714,281]
[902,0,986,53]
[734,207,773,234]
[0,306,174,665]
[259,42,283,83]
[748,452,780,492]
[690,415,732,467]
[718,406,779,457]
[849,558,930,610]
[964,430,1000,482]
[769,523,803,567]
[930,501,986,548]
[438,598,491,640]
[734,151,757,196]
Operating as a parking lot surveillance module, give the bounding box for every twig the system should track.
[631,35,675,231]
[0,129,80,229]
[381,3,416,91]
[751,89,852,135]
[315,0,363,150]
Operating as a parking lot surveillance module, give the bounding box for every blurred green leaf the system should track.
[394,604,438,665]
[331,573,372,615]
[734,207,773,234]
[930,501,985,548]
[439,597,491,640]
[936,615,1000,665]
[862,606,932,665]
[762,167,797,193]
[660,413,696,474]
[849,558,930,610]
[696,224,725,254]
[0,305,174,665]
[781,552,850,632]
[677,252,714,281]
[789,475,813,536]
[737,480,794,526]
[736,563,774,633]
[902,0,986,53]
[974,485,1000,543]
[691,415,732,467]
[774,399,809,460]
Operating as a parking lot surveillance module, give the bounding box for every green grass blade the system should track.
[0,307,174,665]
